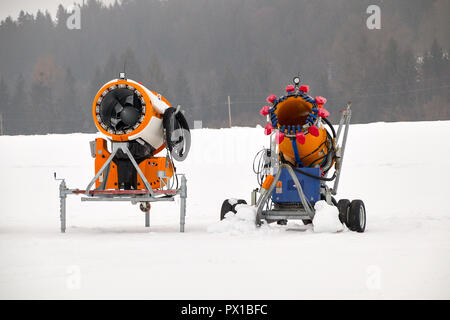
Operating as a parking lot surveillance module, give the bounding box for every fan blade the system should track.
[124,94,134,106]
[114,102,124,114]
[110,117,121,127]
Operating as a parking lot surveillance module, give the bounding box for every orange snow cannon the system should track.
[55,72,191,233]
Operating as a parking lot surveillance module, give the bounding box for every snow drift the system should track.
[207,204,258,234]
[312,200,344,233]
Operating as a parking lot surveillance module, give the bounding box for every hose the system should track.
[322,117,336,138]
[253,148,269,186]
[279,152,337,181]
[293,167,337,181]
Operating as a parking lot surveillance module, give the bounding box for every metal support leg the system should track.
[121,144,154,193]
[285,165,315,218]
[179,175,187,232]
[59,180,67,233]
[332,103,352,195]
[145,211,150,227]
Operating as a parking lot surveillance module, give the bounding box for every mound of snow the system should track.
[227,198,239,205]
[207,204,257,234]
[312,200,343,233]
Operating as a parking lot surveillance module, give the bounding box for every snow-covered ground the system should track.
[0,121,449,299]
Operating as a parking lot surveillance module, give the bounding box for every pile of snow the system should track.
[226,198,239,206]
[207,204,258,234]
[312,200,344,233]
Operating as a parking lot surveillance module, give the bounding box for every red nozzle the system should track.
[308,125,319,137]
[318,108,330,118]
[264,123,274,135]
[299,85,309,93]
[296,132,306,145]
[275,131,285,144]
[266,94,277,104]
[315,96,327,105]
[285,85,295,93]
[260,105,270,116]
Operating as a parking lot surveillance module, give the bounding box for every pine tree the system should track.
[0,76,9,134]
[103,53,119,81]
[380,38,401,121]
[173,68,193,124]
[61,67,79,132]
[0,76,9,113]
[423,39,444,81]
[221,65,239,97]
[30,76,53,134]
[119,48,143,81]
[89,66,103,102]
[56,4,69,30]
[144,53,169,98]
[421,39,450,119]
[10,74,29,134]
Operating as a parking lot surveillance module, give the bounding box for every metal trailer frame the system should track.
[55,141,187,233]
[255,103,352,226]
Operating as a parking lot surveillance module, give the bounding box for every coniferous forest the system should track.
[0,0,449,134]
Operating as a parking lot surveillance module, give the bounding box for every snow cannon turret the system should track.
[90,74,191,191]
[221,76,367,233]
[54,72,190,233]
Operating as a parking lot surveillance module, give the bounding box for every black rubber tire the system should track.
[348,200,366,233]
[302,219,313,225]
[220,199,247,220]
[337,199,351,225]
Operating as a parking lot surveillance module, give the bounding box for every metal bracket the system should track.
[255,164,315,226]
[85,141,154,196]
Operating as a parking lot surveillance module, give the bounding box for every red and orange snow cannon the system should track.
[55,72,191,233]
[221,76,367,233]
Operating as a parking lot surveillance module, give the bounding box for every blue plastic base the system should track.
[272,167,321,204]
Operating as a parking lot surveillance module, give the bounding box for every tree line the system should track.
[0,0,449,135]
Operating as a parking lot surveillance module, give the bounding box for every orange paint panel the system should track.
[136,156,174,190]
[94,138,118,189]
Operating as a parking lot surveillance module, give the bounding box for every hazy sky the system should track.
[0,0,115,21]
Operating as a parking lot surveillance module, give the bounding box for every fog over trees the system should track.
[0,0,449,134]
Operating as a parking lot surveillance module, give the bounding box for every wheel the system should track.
[220,199,247,220]
[302,219,313,225]
[139,202,151,213]
[337,199,350,225]
[348,200,366,233]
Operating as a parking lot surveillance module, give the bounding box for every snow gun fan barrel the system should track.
[93,78,172,152]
